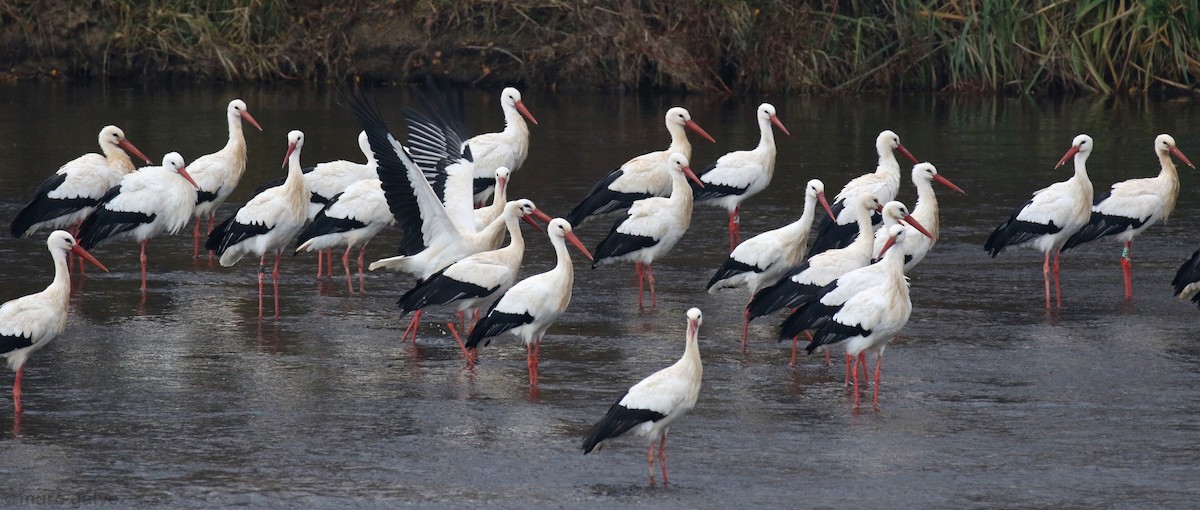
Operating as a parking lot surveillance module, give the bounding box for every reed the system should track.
[0,0,1196,95]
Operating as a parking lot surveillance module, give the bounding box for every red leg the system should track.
[357,245,367,294]
[75,219,86,276]
[316,249,324,278]
[1042,251,1052,310]
[447,322,473,366]
[193,219,201,259]
[257,255,267,320]
[658,433,669,486]
[646,263,657,309]
[12,366,23,415]
[873,351,884,407]
[273,250,282,319]
[526,343,534,386]
[790,335,799,367]
[1053,251,1062,308]
[531,337,542,387]
[402,310,422,343]
[342,246,353,294]
[139,239,149,292]
[326,249,334,278]
[635,262,645,310]
[647,439,657,486]
[844,353,852,387]
[853,352,865,405]
[1121,240,1133,300]
[207,214,216,261]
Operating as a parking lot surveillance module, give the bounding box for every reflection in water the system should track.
[0,84,1199,506]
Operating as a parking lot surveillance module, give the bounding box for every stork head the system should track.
[1056,134,1093,169]
[48,230,108,272]
[100,125,152,164]
[913,162,965,194]
[758,103,790,136]
[877,129,918,164]
[502,87,538,126]
[1156,134,1195,169]
[229,99,263,131]
[666,106,716,143]
[805,179,835,219]
[283,130,305,169]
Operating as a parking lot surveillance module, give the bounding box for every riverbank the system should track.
[2,1,1198,95]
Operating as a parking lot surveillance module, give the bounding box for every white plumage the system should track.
[467,87,538,204]
[294,178,393,294]
[591,153,702,310]
[871,163,965,269]
[582,308,703,486]
[299,131,380,220]
[77,152,200,291]
[206,130,311,319]
[1063,134,1195,299]
[693,102,790,250]
[807,130,920,256]
[11,125,152,238]
[565,107,715,227]
[465,218,593,386]
[188,99,263,257]
[986,134,1095,309]
[1,231,107,413]
[807,224,912,407]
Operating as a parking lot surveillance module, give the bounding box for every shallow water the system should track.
[1,84,1200,508]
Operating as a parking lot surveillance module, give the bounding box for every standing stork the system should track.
[1062,134,1195,299]
[565,107,715,227]
[808,130,920,256]
[11,125,152,239]
[692,103,790,250]
[294,178,393,294]
[467,87,538,204]
[206,130,311,319]
[396,200,551,355]
[985,134,1095,309]
[871,163,965,269]
[188,99,263,258]
[582,308,703,487]
[77,152,200,292]
[806,224,912,407]
[591,153,702,310]
[2,231,107,414]
[465,218,592,387]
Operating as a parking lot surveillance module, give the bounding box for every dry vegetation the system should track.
[1,0,1197,95]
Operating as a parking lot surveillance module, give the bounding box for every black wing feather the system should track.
[807,200,881,257]
[293,193,368,247]
[11,173,97,238]
[397,267,497,317]
[565,170,653,228]
[806,318,871,354]
[1171,246,1200,308]
[582,400,668,454]
[0,333,34,355]
[692,161,749,202]
[706,257,762,291]
[465,310,534,349]
[592,221,659,268]
[984,199,1062,256]
[1062,200,1147,251]
[206,216,270,255]
[745,262,821,320]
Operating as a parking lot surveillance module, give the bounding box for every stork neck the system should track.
[1158,150,1181,220]
[668,169,695,219]
[502,212,526,255]
[104,142,137,174]
[283,150,308,211]
[502,103,531,142]
[49,247,72,305]
[850,205,875,253]
[665,123,693,161]
[911,177,939,238]
[757,115,777,152]
[682,321,701,373]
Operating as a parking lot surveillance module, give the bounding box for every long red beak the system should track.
[896,144,919,164]
[1056,145,1080,169]
[523,209,553,233]
[683,165,704,187]
[282,142,297,169]
[118,139,153,165]
[565,231,593,261]
[879,236,898,257]
[70,245,108,272]
[902,214,934,239]
[515,100,538,126]
[770,115,790,136]
[933,173,966,194]
[684,119,716,143]
[1170,146,1196,169]
[241,110,264,132]
[817,192,835,219]
[687,318,699,338]
[177,165,201,191]
[496,176,509,194]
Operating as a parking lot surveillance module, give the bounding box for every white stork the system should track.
[206,130,311,319]
[466,87,538,204]
[11,125,151,240]
[692,102,790,250]
[293,178,393,294]
[871,162,965,269]
[1063,134,1195,299]
[746,197,927,349]
[808,130,920,256]
[1172,244,1200,309]
[582,307,703,487]
[591,153,702,310]
[187,99,263,258]
[985,134,1094,309]
[465,218,593,387]
[1,231,107,414]
[707,179,834,346]
[806,224,912,407]
[473,167,511,234]
[565,107,715,227]
[77,152,200,292]
[396,199,552,354]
